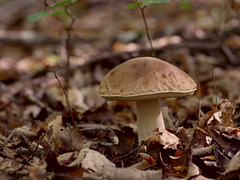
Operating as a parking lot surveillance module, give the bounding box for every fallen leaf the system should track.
[80,148,163,180]
[145,129,181,150]
[222,151,240,177]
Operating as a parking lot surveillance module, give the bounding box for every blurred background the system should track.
[0,0,240,111]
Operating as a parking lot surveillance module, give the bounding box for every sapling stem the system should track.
[42,1,76,124]
[138,5,156,57]
[64,5,75,98]
[53,68,75,125]
[211,52,218,107]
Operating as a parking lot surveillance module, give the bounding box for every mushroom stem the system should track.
[136,99,165,144]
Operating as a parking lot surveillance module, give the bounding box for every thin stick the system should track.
[16,131,46,171]
[64,5,76,97]
[138,5,156,57]
[211,52,218,107]
[197,71,202,126]
[53,68,74,125]
[112,142,144,162]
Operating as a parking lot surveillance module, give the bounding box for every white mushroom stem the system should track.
[136,99,165,144]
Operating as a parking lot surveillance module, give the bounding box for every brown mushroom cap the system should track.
[98,57,197,101]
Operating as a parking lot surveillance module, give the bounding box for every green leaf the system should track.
[50,10,70,15]
[27,11,49,21]
[49,0,77,8]
[126,2,143,9]
[126,0,171,9]
[27,9,70,22]
[142,0,171,6]
[179,1,191,10]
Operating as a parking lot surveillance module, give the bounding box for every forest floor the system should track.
[0,0,240,179]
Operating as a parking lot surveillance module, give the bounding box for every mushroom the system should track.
[98,57,197,144]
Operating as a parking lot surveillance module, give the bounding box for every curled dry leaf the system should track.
[6,126,35,142]
[144,129,181,150]
[176,126,193,148]
[47,114,72,151]
[200,100,236,129]
[220,100,235,126]
[199,106,218,129]
[66,121,87,151]
[64,87,89,113]
[208,100,235,127]
[47,113,85,152]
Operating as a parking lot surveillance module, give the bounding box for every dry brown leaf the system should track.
[209,127,240,158]
[111,126,137,155]
[47,113,85,152]
[80,149,162,180]
[184,163,200,179]
[66,121,86,151]
[45,86,89,114]
[57,151,79,167]
[145,129,181,150]
[200,100,236,128]
[222,151,240,176]
[81,85,105,110]
[208,68,240,103]
[0,158,22,173]
[6,126,35,142]
[192,145,213,156]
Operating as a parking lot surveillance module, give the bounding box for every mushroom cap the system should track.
[98,57,197,101]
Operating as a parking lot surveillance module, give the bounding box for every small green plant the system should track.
[27,0,77,22]
[126,0,171,57]
[28,0,78,123]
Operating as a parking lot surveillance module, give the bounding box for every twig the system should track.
[28,131,46,162]
[197,71,202,127]
[48,1,76,126]
[44,0,48,10]
[221,44,238,65]
[112,142,144,162]
[211,52,218,107]
[138,5,156,57]
[187,69,203,150]
[17,131,46,171]
[64,5,76,97]
[53,68,74,125]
